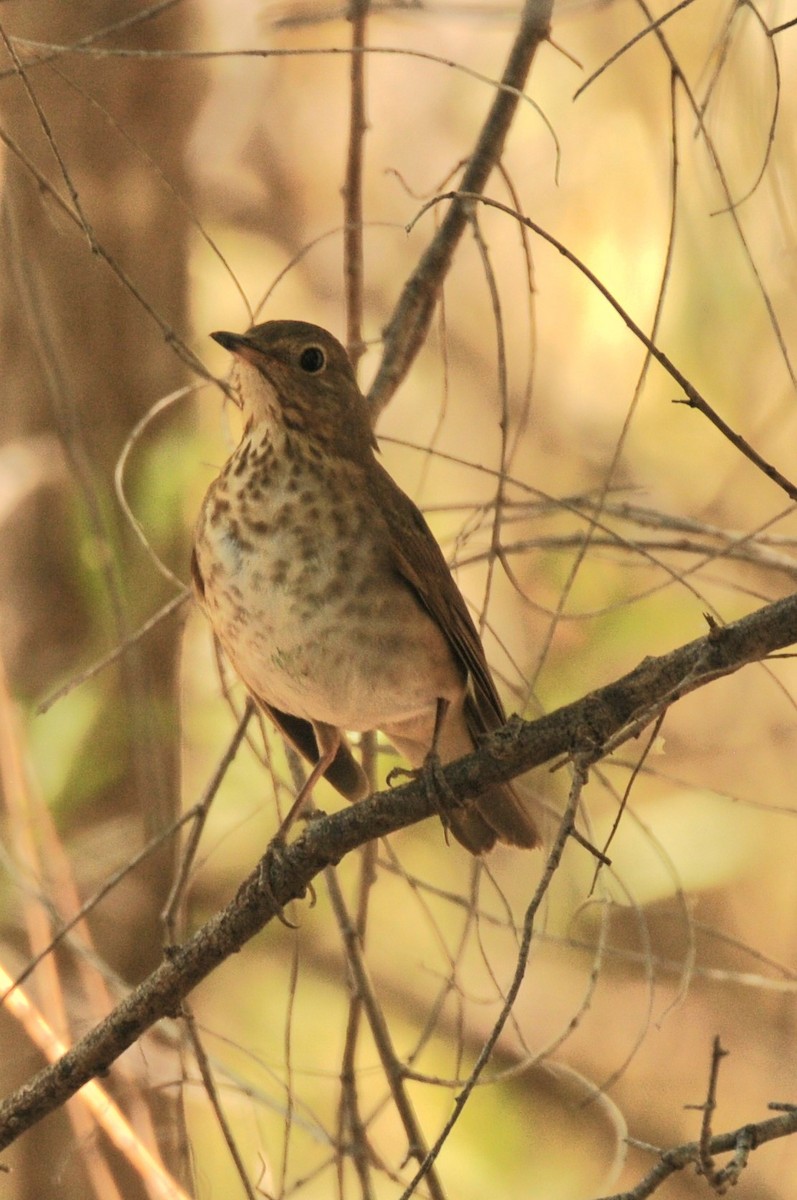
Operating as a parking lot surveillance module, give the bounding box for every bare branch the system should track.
[366,0,553,416]
[0,591,796,1149]
[602,1105,797,1200]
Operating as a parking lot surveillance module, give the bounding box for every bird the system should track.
[191,319,539,854]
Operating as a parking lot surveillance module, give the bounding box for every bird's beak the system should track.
[211,329,260,362]
[211,330,268,408]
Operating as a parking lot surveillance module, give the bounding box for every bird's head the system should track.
[211,320,377,460]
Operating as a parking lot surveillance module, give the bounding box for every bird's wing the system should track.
[368,462,538,850]
[368,461,505,733]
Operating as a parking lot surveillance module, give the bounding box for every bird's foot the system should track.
[254,838,301,929]
[387,751,457,838]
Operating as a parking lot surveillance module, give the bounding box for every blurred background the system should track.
[1,1,797,1197]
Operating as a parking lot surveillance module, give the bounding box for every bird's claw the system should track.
[388,752,456,835]
[256,838,300,929]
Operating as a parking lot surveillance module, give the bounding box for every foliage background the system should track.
[1,1,797,1197]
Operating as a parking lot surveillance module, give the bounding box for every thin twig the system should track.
[0,0,183,82]
[334,783,379,1199]
[634,0,797,392]
[182,1006,258,1200]
[573,0,697,100]
[367,0,554,415]
[408,191,797,503]
[0,124,212,382]
[600,1104,797,1200]
[0,22,97,250]
[694,1035,729,1182]
[343,0,369,367]
[326,866,447,1200]
[528,66,681,703]
[1,807,197,1008]
[467,212,509,641]
[590,712,667,896]
[398,759,590,1197]
[279,934,301,1197]
[162,701,255,936]
[114,385,207,589]
[37,591,191,715]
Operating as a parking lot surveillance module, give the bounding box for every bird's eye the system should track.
[299,345,326,374]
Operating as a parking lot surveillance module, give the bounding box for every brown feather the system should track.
[367,461,539,850]
[257,701,369,802]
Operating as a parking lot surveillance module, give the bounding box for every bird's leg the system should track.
[272,721,341,845]
[387,699,458,835]
[257,723,346,925]
[258,723,341,927]
[423,696,458,807]
[418,698,460,840]
[424,697,450,769]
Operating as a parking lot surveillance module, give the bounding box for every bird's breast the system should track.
[194,446,464,729]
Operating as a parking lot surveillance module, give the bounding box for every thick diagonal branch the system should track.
[1,592,796,1150]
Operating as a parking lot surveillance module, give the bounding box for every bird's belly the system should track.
[196,493,463,731]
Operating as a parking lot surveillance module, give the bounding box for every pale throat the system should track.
[232,358,285,436]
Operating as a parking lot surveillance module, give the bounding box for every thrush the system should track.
[191,320,539,854]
